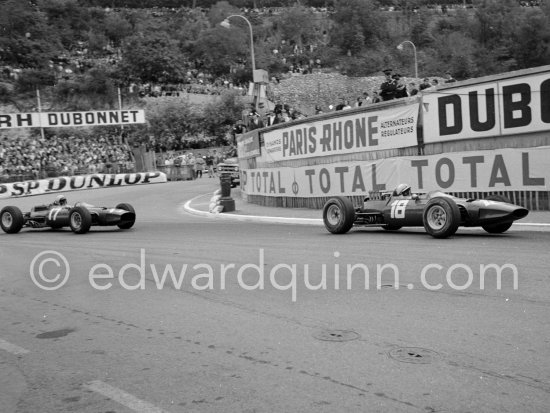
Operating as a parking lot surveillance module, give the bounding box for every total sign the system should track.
[241,147,549,198]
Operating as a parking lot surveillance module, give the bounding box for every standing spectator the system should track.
[186,153,196,180]
[205,151,215,178]
[379,68,397,101]
[362,92,372,105]
[354,97,363,107]
[371,91,382,103]
[444,71,457,83]
[195,156,206,179]
[419,78,432,91]
[393,74,409,98]
[335,97,346,110]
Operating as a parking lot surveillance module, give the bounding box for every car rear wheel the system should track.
[423,197,460,238]
[0,206,24,234]
[69,206,92,234]
[323,197,355,234]
[116,203,136,229]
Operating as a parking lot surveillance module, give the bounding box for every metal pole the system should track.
[36,88,45,141]
[226,15,255,73]
[398,40,418,79]
[118,87,124,135]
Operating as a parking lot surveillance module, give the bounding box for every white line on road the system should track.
[85,380,168,413]
[0,338,30,355]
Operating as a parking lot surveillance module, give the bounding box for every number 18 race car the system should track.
[322,184,529,238]
[0,195,136,235]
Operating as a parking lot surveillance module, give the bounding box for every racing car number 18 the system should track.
[390,200,409,219]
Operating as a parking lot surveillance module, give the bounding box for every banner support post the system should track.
[36,88,45,140]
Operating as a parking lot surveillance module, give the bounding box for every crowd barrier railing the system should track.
[156,165,196,181]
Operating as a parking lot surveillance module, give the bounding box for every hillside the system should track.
[269,72,420,115]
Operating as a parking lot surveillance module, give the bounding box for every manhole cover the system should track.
[313,329,360,342]
[388,347,439,364]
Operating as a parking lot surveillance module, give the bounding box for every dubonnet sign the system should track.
[0,110,146,129]
[422,73,550,143]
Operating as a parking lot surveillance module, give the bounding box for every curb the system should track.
[182,193,550,230]
[182,194,323,226]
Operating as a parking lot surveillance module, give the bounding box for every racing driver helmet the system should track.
[393,183,411,197]
[54,195,67,206]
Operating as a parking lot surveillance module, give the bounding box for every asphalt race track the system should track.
[1,180,549,412]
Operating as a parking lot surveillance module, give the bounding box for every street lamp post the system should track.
[220,15,256,73]
[397,40,418,79]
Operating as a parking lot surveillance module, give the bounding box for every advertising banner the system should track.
[423,72,550,143]
[241,147,549,198]
[262,103,419,162]
[0,110,146,129]
[237,132,261,159]
[0,172,167,199]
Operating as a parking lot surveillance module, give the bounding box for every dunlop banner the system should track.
[0,172,167,199]
[262,103,419,162]
[0,110,146,129]
[423,72,550,143]
[241,147,549,197]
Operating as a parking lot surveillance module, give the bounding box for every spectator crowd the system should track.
[0,133,135,183]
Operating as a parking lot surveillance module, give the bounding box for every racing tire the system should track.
[422,197,461,238]
[116,203,136,229]
[0,206,25,234]
[69,206,92,234]
[323,196,356,234]
[382,224,402,231]
[481,195,513,234]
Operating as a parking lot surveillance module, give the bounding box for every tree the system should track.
[144,99,203,146]
[202,91,246,142]
[509,10,550,69]
[330,0,386,51]
[0,0,60,68]
[53,67,118,110]
[190,27,251,78]
[118,32,187,83]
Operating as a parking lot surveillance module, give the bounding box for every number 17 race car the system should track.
[0,195,136,235]
[322,184,529,238]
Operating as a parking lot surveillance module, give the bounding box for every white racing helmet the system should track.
[393,183,411,196]
[54,195,67,206]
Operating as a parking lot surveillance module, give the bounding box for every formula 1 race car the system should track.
[322,184,529,238]
[0,195,136,235]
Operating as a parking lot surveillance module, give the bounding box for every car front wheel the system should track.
[322,197,356,234]
[69,206,92,234]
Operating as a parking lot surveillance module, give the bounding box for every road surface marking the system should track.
[0,338,30,355]
[85,380,167,413]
